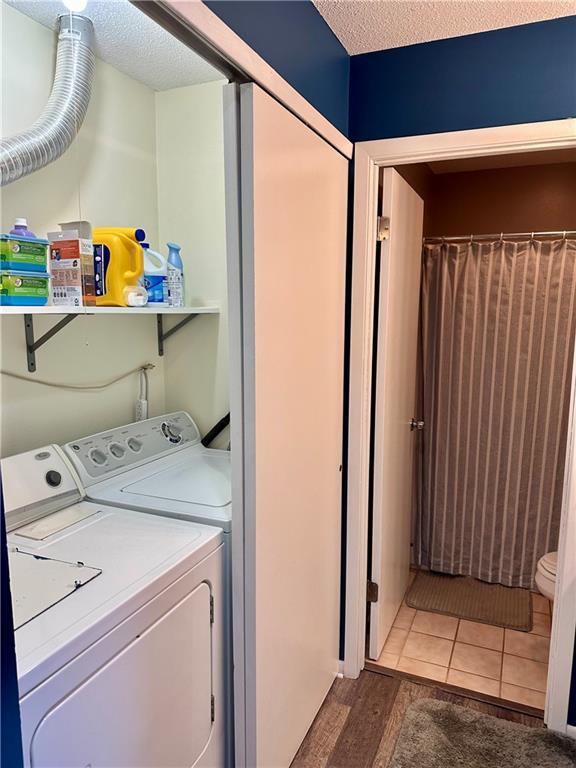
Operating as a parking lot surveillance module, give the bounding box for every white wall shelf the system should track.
[0,305,219,373]
[0,305,219,316]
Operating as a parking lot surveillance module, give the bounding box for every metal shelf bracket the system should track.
[156,313,198,356]
[24,313,79,373]
[20,310,202,371]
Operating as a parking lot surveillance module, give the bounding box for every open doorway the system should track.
[344,120,576,738]
[365,151,576,714]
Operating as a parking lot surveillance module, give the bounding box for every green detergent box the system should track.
[0,270,50,306]
[0,234,49,273]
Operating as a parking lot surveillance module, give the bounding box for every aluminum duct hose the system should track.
[0,14,95,186]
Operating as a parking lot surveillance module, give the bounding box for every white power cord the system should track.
[135,367,149,421]
[0,363,155,391]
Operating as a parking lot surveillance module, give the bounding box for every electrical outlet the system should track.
[135,399,148,422]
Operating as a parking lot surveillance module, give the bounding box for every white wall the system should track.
[0,3,160,243]
[0,315,166,456]
[0,5,229,457]
[0,3,164,456]
[155,82,229,446]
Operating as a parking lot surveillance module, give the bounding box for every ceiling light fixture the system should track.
[63,0,88,12]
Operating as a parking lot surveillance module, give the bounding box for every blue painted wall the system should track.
[570,637,576,726]
[203,7,574,143]
[1,483,23,768]
[349,16,576,142]
[204,0,350,135]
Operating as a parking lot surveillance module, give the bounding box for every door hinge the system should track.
[211,695,215,722]
[210,595,214,624]
[367,580,379,603]
[377,216,390,241]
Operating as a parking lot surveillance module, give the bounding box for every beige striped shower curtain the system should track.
[415,238,576,587]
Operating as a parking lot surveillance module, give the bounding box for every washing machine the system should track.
[62,411,233,760]
[62,412,231,532]
[2,444,225,768]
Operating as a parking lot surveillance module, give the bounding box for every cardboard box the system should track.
[48,221,96,307]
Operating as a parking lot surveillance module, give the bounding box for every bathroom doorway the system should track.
[369,155,576,708]
[345,120,576,736]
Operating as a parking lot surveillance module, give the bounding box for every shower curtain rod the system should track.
[424,230,576,243]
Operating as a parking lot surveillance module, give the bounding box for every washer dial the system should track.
[161,421,183,444]
[89,448,107,466]
[109,442,126,459]
[127,437,143,453]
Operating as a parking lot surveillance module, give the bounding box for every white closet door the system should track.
[369,168,424,660]
[226,83,348,768]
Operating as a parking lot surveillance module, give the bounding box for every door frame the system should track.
[344,118,576,734]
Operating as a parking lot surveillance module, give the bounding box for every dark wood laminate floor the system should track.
[290,670,544,768]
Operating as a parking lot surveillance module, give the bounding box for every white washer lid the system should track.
[120,451,231,508]
[539,551,557,576]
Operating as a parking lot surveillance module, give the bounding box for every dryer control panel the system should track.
[64,412,201,483]
[1,445,83,531]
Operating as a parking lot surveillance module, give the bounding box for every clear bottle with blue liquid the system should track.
[167,242,184,307]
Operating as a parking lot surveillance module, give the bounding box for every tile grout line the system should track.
[445,618,460,683]
[400,628,549,656]
[387,630,549,667]
[371,655,546,700]
[501,625,508,696]
[396,610,414,670]
[380,647,546,694]
[498,630,505,698]
[396,646,547,683]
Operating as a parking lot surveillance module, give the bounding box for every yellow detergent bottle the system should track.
[93,227,146,306]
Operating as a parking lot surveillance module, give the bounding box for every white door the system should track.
[225,83,348,767]
[368,169,424,660]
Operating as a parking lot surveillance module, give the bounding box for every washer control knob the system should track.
[109,442,126,459]
[127,437,143,453]
[161,422,183,444]
[89,448,107,466]
[45,470,62,487]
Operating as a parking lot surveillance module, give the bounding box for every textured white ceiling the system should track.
[313,0,576,55]
[4,0,224,90]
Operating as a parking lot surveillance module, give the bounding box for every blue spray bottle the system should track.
[166,242,184,307]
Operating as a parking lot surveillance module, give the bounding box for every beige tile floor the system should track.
[372,578,552,710]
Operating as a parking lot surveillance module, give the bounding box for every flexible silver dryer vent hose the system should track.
[0,14,95,187]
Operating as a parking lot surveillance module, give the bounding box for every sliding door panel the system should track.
[234,83,347,767]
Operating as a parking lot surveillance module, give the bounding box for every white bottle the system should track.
[142,243,168,304]
[166,241,184,307]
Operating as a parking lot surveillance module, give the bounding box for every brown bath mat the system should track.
[390,699,575,768]
[405,571,532,631]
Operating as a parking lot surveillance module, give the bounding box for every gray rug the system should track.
[405,571,532,631]
[390,700,576,768]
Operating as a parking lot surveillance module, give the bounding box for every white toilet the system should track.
[535,551,557,602]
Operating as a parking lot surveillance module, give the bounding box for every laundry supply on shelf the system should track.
[123,284,148,307]
[92,227,145,307]
[0,232,49,273]
[49,221,96,308]
[9,218,36,238]
[0,270,50,306]
[167,242,184,307]
[141,243,168,304]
